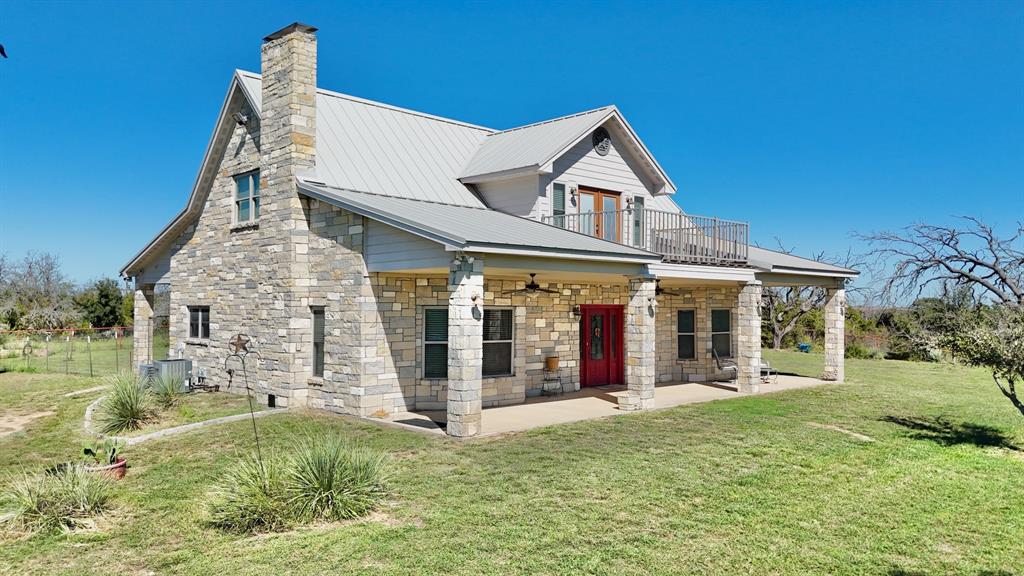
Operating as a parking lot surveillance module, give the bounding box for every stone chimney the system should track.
[256,23,318,406]
[260,22,317,182]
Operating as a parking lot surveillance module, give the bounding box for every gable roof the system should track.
[240,71,493,207]
[457,106,676,195]
[298,179,662,263]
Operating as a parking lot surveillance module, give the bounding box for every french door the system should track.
[577,187,621,243]
[580,304,624,387]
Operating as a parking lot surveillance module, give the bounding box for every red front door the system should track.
[580,305,624,387]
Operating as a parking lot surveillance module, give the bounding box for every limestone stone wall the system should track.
[654,285,742,383]
[161,100,265,398]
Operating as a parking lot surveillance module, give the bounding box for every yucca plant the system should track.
[205,454,290,534]
[1,464,113,534]
[285,437,389,522]
[97,372,154,434]
[150,372,183,409]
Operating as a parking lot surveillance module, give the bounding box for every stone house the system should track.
[121,23,856,438]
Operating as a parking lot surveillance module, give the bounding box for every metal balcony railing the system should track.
[542,208,749,265]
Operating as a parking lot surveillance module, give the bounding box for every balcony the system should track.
[542,208,749,265]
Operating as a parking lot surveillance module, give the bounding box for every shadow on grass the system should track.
[888,565,1015,569]
[881,415,1020,451]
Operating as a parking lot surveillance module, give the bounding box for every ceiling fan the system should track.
[655,280,687,297]
[502,273,560,295]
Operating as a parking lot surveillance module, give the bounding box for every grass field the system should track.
[1,352,1022,575]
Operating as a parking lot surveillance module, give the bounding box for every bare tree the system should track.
[760,243,862,349]
[857,217,1023,306]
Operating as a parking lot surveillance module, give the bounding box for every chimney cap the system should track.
[263,22,318,42]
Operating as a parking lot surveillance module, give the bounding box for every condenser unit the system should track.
[154,359,193,392]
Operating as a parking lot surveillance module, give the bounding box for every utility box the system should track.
[154,359,193,392]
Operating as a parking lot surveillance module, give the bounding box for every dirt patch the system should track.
[0,411,55,437]
[807,422,875,442]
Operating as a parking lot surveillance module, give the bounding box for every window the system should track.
[234,171,260,224]
[711,309,731,358]
[422,307,514,379]
[312,307,325,377]
[552,183,566,228]
[632,196,645,247]
[677,310,695,360]
[483,308,514,376]
[188,306,210,339]
[423,308,448,379]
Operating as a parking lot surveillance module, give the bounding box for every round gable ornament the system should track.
[592,127,612,156]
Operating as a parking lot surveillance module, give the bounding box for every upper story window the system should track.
[234,171,260,224]
[552,183,566,228]
[188,306,210,340]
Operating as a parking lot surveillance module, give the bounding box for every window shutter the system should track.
[424,309,448,341]
[552,183,565,215]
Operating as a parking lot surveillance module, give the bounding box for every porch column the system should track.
[132,285,153,368]
[620,276,656,411]
[446,254,484,438]
[823,284,846,382]
[736,281,762,393]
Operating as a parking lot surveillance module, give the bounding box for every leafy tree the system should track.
[120,290,134,327]
[941,306,1024,417]
[75,278,125,328]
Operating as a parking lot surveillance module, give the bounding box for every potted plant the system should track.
[83,439,127,480]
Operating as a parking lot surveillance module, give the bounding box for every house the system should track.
[121,23,857,438]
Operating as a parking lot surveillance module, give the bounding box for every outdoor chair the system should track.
[713,348,778,385]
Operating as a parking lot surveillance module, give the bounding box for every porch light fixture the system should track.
[572,304,581,318]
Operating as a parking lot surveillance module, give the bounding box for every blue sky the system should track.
[1,1,1021,284]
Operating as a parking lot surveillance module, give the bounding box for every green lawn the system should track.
[1,353,1022,575]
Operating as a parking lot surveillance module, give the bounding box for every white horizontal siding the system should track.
[475,175,542,218]
[549,123,657,199]
[365,220,450,271]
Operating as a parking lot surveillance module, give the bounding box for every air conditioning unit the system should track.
[154,359,193,392]
[138,363,158,384]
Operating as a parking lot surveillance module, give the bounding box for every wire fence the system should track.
[0,327,135,377]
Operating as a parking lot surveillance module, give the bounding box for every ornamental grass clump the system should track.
[205,455,291,534]
[286,437,390,522]
[97,372,154,434]
[205,437,389,534]
[150,373,183,409]
[1,465,114,534]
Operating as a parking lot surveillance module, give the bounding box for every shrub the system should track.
[1,464,113,534]
[205,438,389,534]
[845,343,882,360]
[286,438,389,522]
[97,372,154,434]
[205,455,290,534]
[150,373,183,409]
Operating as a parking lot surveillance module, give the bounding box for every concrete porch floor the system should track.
[384,375,830,437]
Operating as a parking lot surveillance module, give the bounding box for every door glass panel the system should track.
[590,314,604,360]
[579,193,596,236]
[602,196,618,241]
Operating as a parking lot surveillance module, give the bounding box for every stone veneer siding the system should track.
[653,285,744,383]
[822,287,846,382]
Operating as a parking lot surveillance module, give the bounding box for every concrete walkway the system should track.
[386,375,829,437]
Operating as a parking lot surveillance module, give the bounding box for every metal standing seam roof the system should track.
[457,107,613,179]
[748,246,858,276]
[297,179,663,263]
[238,71,494,207]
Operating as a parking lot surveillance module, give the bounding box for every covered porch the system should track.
[388,374,831,437]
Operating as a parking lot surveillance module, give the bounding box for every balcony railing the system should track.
[542,208,749,265]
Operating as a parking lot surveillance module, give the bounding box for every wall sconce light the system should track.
[572,304,582,318]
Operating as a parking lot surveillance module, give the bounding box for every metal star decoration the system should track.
[228,333,251,354]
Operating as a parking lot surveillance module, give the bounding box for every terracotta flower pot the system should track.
[544,356,560,372]
[86,457,127,480]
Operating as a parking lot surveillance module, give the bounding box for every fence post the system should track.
[114,329,120,373]
[65,334,70,375]
[87,335,94,377]
[44,335,50,372]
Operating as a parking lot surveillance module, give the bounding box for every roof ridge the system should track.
[299,179,492,211]
[236,70,495,133]
[486,105,615,137]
